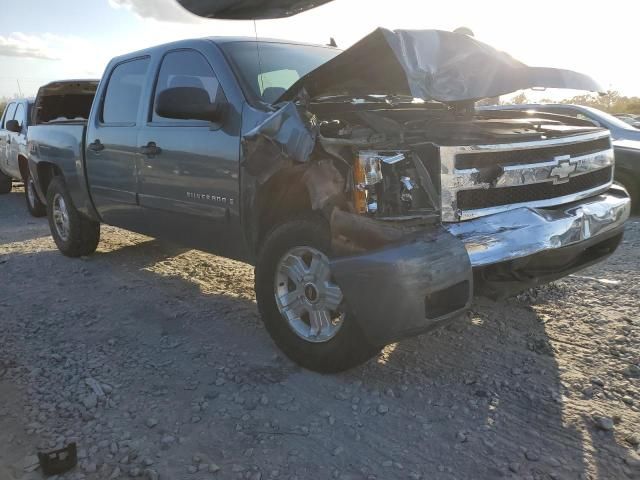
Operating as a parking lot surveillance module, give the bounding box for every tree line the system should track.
[506,90,640,114]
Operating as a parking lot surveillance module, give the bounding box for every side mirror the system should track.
[155,87,224,123]
[6,119,21,133]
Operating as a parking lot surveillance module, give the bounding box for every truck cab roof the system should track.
[110,36,339,63]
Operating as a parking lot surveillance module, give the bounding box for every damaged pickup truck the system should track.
[27,28,631,372]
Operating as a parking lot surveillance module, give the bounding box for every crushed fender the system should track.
[302,160,346,211]
[242,101,317,185]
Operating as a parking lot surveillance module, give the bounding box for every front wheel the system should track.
[255,216,380,373]
[25,174,46,217]
[0,170,11,194]
[46,177,100,257]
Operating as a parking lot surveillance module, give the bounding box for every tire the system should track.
[25,173,46,217]
[615,172,639,213]
[255,215,380,373]
[46,177,100,257]
[0,170,11,194]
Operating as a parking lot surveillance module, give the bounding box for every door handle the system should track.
[140,142,161,157]
[88,139,104,152]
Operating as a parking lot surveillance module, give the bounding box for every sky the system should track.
[0,0,637,100]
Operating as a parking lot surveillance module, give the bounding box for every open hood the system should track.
[279,28,604,104]
[176,0,333,19]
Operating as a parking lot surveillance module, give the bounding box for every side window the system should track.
[3,103,17,129]
[152,50,222,123]
[102,57,150,125]
[258,69,300,103]
[14,103,26,127]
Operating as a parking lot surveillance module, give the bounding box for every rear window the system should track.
[33,83,98,125]
[35,95,95,124]
[102,57,150,124]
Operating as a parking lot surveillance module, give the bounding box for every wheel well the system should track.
[36,162,63,200]
[17,155,30,182]
[255,169,313,245]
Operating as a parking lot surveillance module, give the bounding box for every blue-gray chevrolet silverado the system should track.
[27,28,631,372]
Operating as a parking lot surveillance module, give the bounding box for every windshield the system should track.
[220,41,340,104]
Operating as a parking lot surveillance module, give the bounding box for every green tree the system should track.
[510,92,529,105]
[499,89,640,115]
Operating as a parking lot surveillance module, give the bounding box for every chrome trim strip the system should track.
[456,181,613,221]
[440,131,614,222]
[444,187,630,267]
[454,149,614,189]
[448,130,610,155]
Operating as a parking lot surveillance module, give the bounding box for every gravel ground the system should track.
[1,185,639,480]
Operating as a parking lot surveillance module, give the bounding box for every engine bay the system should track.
[311,101,604,222]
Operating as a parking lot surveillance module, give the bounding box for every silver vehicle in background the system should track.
[0,98,46,216]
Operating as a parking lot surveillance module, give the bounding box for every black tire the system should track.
[255,215,380,373]
[25,174,46,217]
[615,172,639,213]
[0,170,11,194]
[46,177,100,257]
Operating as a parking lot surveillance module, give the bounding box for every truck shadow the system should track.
[1,229,631,480]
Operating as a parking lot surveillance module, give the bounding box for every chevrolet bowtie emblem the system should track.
[549,155,577,184]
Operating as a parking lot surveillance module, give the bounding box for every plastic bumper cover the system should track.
[330,227,473,346]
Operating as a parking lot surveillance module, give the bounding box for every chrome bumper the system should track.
[444,186,631,267]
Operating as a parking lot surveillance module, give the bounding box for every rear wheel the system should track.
[0,170,11,194]
[25,174,46,217]
[46,177,100,257]
[255,216,380,373]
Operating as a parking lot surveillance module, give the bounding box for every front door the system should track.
[85,56,151,227]
[136,48,242,257]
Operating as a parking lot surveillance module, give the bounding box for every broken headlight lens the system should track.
[354,151,407,214]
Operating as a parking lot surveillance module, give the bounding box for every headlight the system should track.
[354,151,406,214]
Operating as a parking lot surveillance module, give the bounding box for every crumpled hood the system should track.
[279,28,604,104]
[177,0,333,19]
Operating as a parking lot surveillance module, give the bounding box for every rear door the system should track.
[0,102,17,177]
[85,57,151,226]
[136,48,242,255]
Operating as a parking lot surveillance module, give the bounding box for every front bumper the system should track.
[444,185,631,268]
[330,186,629,346]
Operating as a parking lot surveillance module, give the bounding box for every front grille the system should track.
[457,166,612,211]
[455,136,611,169]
